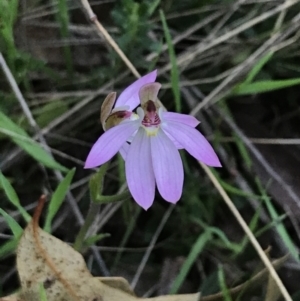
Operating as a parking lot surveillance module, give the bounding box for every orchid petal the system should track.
[119,142,130,160]
[139,82,161,105]
[84,121,139,168]
[162,122,221,167]
[126,128,155,210]
[115,70,157,110]
[150,129,183,203]
[162,112,200,128]
[165,132,184,149]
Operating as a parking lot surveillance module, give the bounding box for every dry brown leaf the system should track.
[17,198,103,301]
[147,294,200,301]
[96,277,135,296]
[0,294,24,301]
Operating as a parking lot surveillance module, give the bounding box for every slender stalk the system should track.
[96,190,131,204]
[73,202,100,251]
[74,163,109,250]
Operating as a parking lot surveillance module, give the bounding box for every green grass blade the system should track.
[0,111,68,172]
[56,0,73,76]
[256,179,298,260]
[169,229,212,294]
[218,266,233,301]
[255,214,286,238]
[192,218,241,253]
[39,283,48,301]
[210,227,241,253]
[147,0,160,16]
[233,78,300,95]
[245,51,274,84]
[237,207,262,254]
[160,9,181,112]
[0,238,18,259]
[219,179,257,198]
[44,168,76,232]
[89,163,109,202]
[0,0,19,74]
[0,208,23,238]
[0,172,31,222]
[233,133,252,169]
[83,233,111,249]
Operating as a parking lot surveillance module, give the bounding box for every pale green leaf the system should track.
[245,52,274,83]
[0,111,68,172]
[0,208,23,238]
[218,266,233,301]
[233,78,300,95]
[0,171,31,222]
[83,233,111,249]
[39,283,48,301]
[0,238,18,259]
[44,168,76,232]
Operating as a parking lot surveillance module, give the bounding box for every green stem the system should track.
[89,162,109,202]
[73,161,132,251]
[95,190,131,204]
[74,162,109,251]
[73,202,100,251]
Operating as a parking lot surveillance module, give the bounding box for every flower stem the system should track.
[95,190,131,204]
[73,202,100,252]
[74,162,131,251]
[74,163,108,251]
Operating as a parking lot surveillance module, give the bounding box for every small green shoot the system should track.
[89,163,109,202]
[233,78,300,95]
[256,178,299,260]
[218,266,233,301]
[0,239,18,259]
[83,233,111,249]
[0,172,31,222]
[0,111,68,172]
[244,52,274,84]
[0,208,23,238]
[39,283,48,301]
[55,0,73,76]
[44,168,76,233]
[192,218,241,254]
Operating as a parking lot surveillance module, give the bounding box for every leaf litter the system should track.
[0,195,288,301]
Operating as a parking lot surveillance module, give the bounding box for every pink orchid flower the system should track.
[85,70,221,210]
